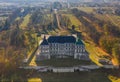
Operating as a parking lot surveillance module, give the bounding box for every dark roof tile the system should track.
[48,36,76,43]
[76,38,84,45]
[40,37,49,45]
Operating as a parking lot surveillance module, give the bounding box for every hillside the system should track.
[0,4,120,82]
[1,6,120,65]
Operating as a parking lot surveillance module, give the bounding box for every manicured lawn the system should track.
[36,58,94,67]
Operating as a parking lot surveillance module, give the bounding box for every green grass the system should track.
[63,14,82,27]
[11,69,111,82]
[59,30,71,35]
[15,17,21,21]
[78,7,94,13]
[39,71,111,82]
[71,7,94,13]
[62,14,82,32]
[95,14,120,28]
[0,17,7,21]
[48,30,58,35]
[28,34,42,66]
[36,58,93,67]
[106,15,120,28]
[20,14,31,29]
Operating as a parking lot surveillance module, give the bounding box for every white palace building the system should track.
[36,35,90,61]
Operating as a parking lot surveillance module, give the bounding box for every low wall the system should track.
[52,67,74,73]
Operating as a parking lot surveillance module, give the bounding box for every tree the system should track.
[53,2,62,9]
[103,23,120,37]
[60,15,71,28]
[72,25,76,30]
[30,10,51,26]
[112,44,120,67]
[115,9,120,16]
[3,20,10,30]
[103,24,109,35]
[10,27,25,48]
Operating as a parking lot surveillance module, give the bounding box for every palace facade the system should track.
[36,35,89,61]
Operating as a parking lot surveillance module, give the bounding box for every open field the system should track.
[71,7,94,13]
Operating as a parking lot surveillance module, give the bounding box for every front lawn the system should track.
[36,58,94,67]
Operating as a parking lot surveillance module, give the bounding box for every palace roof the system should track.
[40,36,49,45]
[48,36,76,43]
[40,36,84,45]
[76,38,84,45]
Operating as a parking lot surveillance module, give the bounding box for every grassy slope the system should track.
[28,35,42,66]
[20,14,31,29]
[85,42,109,66]
[76,7,120,28]
[15,17,21,21]
[95,14,120,28]
[71,7,94,13]
[63,14,82,26]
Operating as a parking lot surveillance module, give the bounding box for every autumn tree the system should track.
[112,44,120,66]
